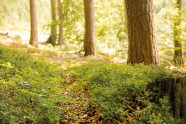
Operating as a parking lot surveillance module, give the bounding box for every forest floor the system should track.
[0,32,185,124]
[0,32,128,124]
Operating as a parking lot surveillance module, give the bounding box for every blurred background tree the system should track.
[173,0,183,66]
[29,0,38,47]
[46,0,57,45]
[58,0,63,45]
[83,0,96,56]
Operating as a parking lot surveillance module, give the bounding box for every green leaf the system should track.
[10,120,18,124]
[7,62,11,67]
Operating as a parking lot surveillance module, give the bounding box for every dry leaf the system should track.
[157,113,161,117]
[60,120,68,124]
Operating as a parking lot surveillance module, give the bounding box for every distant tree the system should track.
[29,0,38,47]
[46,0,57,45]
[83,0,96,56]
[125,0,160,65]
[124,0,127,38]
[173,0,183,66]
[58,0,64,45]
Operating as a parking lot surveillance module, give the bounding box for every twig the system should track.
[32,109,41,124]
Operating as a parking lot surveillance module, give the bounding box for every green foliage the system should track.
[154,0,169,13]
[0,0,128,55]
[95,0,126,40]
[2,0,186,60]
[62,0,84,44]
[0,46,70,123]
[155,0,186,60]
[13,35,22,42]
[171,0,182,41]
[1,0,186,60]
[69,60,184,123]
[0,0,50,32]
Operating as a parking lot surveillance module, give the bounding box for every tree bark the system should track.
[173,0,183,66]
[58,0,64,45]
[29,0,38,47]
[125,0,160,65]
[83,0,96,56]
[46,0,57,45]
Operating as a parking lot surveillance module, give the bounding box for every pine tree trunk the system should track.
[47,0,57,45]
[173,0,183,66]
[58,0,63,45]
[84,0,96,56]
[125,0,160,65]
[29,0,38,47]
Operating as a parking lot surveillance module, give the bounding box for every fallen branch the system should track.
[0,31,8,36]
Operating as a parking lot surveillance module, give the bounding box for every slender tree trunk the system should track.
[124,0,127,36]
[46,0,57,45]
[84,0,96,56]
[125,0,160,65]
[58,0,63,45]
[29,0,38,47]
[173,0,183,66]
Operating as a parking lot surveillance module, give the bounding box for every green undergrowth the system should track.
[0,45,185,123]
[6,42,62,57]
[68,60,184,123]
[0,46,71,123]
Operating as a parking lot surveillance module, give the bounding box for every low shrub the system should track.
[69,59,184,123]
[0,46,70,123]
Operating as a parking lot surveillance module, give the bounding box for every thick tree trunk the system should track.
[58,0,64,45]
[125,0,160,65]
[173,0,183,66]
[29,0,38,47]
[83,0,96,56]
[47,0,57,45]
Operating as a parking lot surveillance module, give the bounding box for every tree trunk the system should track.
[83,0,96,56]
[46,0,57,45]
[58,0,64,45]
[29,0,38,47]
[125,0,160,65]
[173,0,183,66]
[124,0,127,37]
